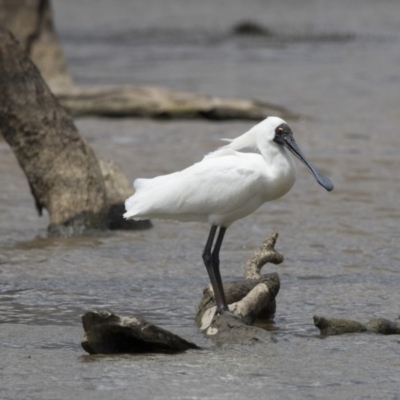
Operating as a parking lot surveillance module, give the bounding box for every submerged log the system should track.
[196,231,283,343]
[53,85,297,121]
[82,311,199,355]
[314,315,400,336]
[0,27,147,235]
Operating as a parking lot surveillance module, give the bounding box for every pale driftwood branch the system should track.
[196,273,280,328]
[81,311,199,355]
[199,282,273,331]
[244,230,284,279]
[53,85,298,121]
[314,315,400,336]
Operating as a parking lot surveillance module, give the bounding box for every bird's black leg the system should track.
[202,225,229,313]
[211,227,228,312]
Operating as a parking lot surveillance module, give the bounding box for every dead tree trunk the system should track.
[0,0,73,90]
[0,26,108,236]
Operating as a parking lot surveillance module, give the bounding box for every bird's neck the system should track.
[260,142,290,165]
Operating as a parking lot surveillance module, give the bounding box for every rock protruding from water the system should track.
[196,231,282,343]
[200,313,274,346]
[314,315,400,336]
[81,311,199,355]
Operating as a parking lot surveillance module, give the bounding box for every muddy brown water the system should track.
[1,0,400,399]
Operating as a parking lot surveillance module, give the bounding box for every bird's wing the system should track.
[125,152,267,220]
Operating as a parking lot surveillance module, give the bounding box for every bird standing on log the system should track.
[124,117,334,314]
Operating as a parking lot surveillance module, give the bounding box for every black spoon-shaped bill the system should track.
[283,135,334,192]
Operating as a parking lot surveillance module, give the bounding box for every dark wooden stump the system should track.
[82,311,199,355]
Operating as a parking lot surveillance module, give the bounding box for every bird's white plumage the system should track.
[124,117,297,227]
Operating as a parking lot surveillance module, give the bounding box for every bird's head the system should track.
[260,116,334,192]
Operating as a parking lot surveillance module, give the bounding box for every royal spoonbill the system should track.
[124,116,333,315]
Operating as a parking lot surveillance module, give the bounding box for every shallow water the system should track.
[1,0,400,399]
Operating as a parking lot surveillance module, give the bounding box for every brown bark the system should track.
[0,26,108,236]
[0,0,73,90]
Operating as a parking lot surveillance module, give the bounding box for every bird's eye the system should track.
[275,124,291,136]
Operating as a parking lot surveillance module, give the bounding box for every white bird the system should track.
[124,116,333,314]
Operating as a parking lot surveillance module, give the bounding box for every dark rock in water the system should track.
[232,21,273,36]
[365,318,400,335]
[81,311,199,355]
[202,313,274,346]
[313,316,367,336]
[313,315,400,336]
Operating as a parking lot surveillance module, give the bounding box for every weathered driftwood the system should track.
[314,315,400,336]
[196,231,283,342]
[53,85,297,121]
[244,230,284,279]
[196,273,280,328]
[0,27,147,235]
[0,0,73,90]
[82,311,199,355]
